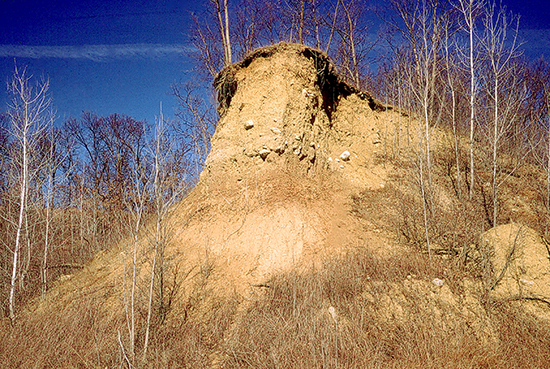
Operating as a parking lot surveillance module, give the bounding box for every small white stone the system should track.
[244,120,254,130]
[340,151,351,161]
[271,127,281,134]
[328,306,337,323]
[259,148,271,159]
[520,278,534,286]
[432,278,444,287]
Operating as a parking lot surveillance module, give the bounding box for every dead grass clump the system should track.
[0,260,241,369]
[2,245,550,367]
[491,302,550,369]
[219,248,499,369]
[144,295,240,369]
[0,295,122,368]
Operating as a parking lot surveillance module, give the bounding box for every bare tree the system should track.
[6,64,52,321]
[211,0,233,66]
[63,112,146,256]
[338,0,362,87]
[544,74,550,236]
[443,27,464,199]
[122,119,149,365]
[479,1,522,227]
[457,0,484,200]
[143,105,188,359]
[172,82,217,179]
[40,127,66,297]
[387,0,457,257]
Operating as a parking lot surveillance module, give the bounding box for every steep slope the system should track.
[168,43,395,293]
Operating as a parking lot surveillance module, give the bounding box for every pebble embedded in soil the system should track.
[244,120,254,130]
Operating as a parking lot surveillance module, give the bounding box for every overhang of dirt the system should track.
[214,42,385,118]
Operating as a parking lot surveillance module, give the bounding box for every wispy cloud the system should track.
[0,44,193,61]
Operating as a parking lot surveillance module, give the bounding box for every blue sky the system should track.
[0,0,549,126]
[0,0,200,124]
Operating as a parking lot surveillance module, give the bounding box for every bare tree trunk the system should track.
[311,0,321,48]
[224,0,232,64]
[340,0,360,87]
[467,0,476,200]
[9,133,27,322]
[469,17,475,200]
[143,219,158,360]
[445,28,461,200]
[213,0,232,66]
[298,0,305,44]
[7,65,50,322]
[546,88,550,236]
[143,105,165,360]
[420,156,431,260]
[457,0,478,199]
[482,1,521,227]
[42,158,54,297]
[492,76,499,227]
[325,0,340,53]
[125,148,146,364]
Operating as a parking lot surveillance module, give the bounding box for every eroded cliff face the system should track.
[203,43,333,184]
[202,42,384,184]
[170,43,393,291]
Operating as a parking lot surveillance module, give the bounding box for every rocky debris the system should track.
[259,147,271,160]
[244,119,254,130]
[340,151,351,161]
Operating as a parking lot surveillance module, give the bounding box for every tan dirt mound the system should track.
[480,223,550,308]
[168,42,396,293]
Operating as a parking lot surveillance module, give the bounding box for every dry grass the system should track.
[1,245,550,368]
[220,250,474,369]
[217,248,550,368]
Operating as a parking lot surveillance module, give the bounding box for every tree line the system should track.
[372,0,550,259]
[0,67,191,321]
